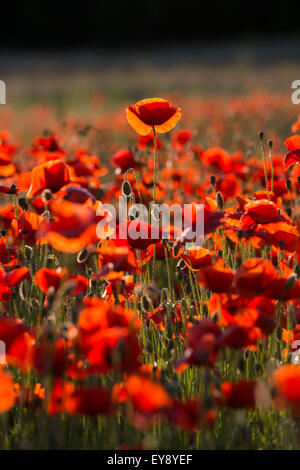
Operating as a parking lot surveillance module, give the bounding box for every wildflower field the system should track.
[0,88,300,451]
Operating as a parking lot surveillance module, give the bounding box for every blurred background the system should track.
[1,0,300,108]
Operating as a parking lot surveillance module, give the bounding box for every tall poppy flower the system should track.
[126,98,181,136]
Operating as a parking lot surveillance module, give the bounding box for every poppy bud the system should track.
[286,179,292,191]
[42,189,52,202]
[295,265,300,276]
[18,197,28,211]
[141,295,153,313]
[161,288,170,305]
[258,131,264,140]
[268,140,273,149]
[24,245,33,260]
[122,180,132,197]
[77,247,89,264]
[176,258,186,271]
[285,274,298,292]
[217,249,223,258]
[298,176,300,185]
[9,184,17,195]
[210,175,216,187]
[216,191,224,210]
[1,230,6,237]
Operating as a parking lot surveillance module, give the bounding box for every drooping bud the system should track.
[216,191,224,210]
[122,180,132,197]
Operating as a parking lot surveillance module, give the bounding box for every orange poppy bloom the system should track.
[126,98,181,135]
[283,135,300,171]
[37,200,98,253]
[271,365,300,416]
[27,160,70,198]
[0,367,15,413]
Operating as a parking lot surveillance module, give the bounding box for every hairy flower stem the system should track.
[259,137,270,200]
[152,125,158,279]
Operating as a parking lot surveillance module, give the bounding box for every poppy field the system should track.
[0,90,300,450]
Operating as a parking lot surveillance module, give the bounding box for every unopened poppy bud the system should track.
[216,191,224,210]
[141,295,152,313]
[24,245,33,260]
[295,265,300,276]
[176,258,186,271]
[161,287,170,304]
[268,140,273,149]
[286,207,292,218]
[42,189,52,202]
[286,179,292,191]
[77,247,89,264]
[258,131,264,140]
[298,176,300,185]
[122,180,132,197]
[210,175,216,187]
[9,184,17,194]
[217,249,223,258]
[18,197,28,211]
[285,274,298,292]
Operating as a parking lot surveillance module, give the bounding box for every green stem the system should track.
[259,139,270,200]
[152,125,158,279]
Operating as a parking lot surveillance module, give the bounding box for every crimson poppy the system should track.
[126,98,181,135]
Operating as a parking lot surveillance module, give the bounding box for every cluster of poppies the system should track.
[0,96,299,447]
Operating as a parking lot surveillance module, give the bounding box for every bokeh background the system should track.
[1,0,300,109]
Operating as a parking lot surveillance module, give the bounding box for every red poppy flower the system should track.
[177,320,222,371]
[126,98,181,135]
[0,367,15,413]
[37,200,98,253]
[271,365,300,416]
[27,160,70,198]
[216,380,257,409]
[34,267,87,295]
[113,149,137,172]
[283,135,300,171]
[65,387,111,416]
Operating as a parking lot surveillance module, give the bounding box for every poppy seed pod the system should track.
[122,180,132,197]
[258,130,264,140]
